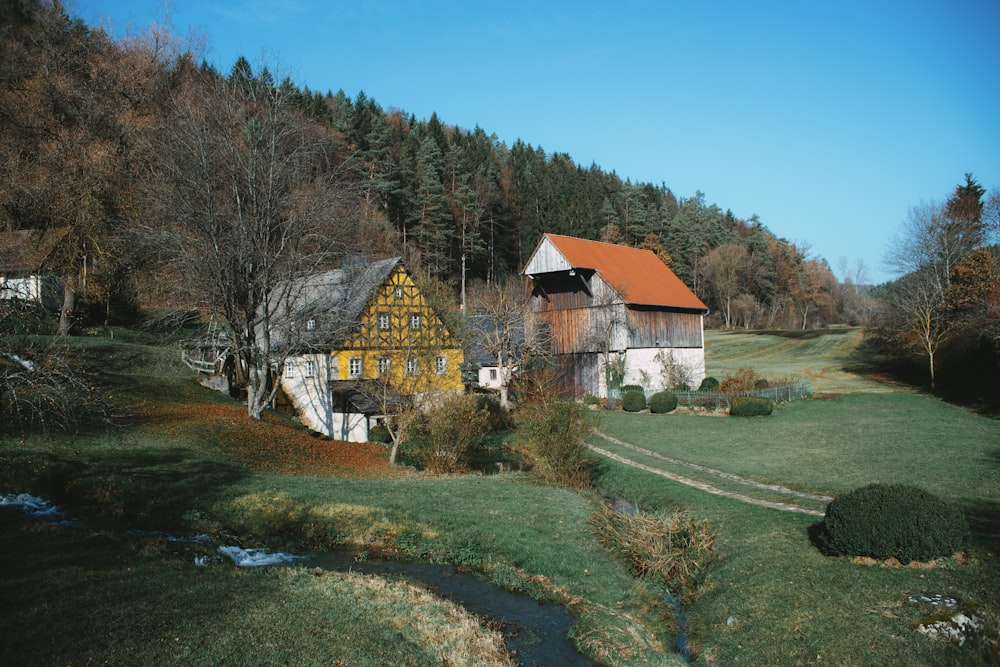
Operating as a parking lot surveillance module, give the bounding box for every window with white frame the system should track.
[435,355,447,374]
[409,314,421,330]
[489,368,498,381]
[378,314,391,331]
[285,360,295,377]
[377,357,391,376]
[394,285,404,299]
[406,357,418,376]
[348,356,363,378]
[305,360,315,378]
[306,318,316,331]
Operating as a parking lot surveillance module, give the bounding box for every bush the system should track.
[754,378,770,389]
[648,391,678,414]
[621,390,647,412]
[516,400,597,488]
[818,484,969,563]
[582,393,600,406]
[698,376,720,392]
[368,424,392,443]
[729,396,773,416]
[720,367,760,396]
[405,395,494,473]
[471,393,513,431]
[620,384,645,396]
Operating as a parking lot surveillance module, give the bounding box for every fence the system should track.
[609,381,813,409]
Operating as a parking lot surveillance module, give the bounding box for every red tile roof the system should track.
[542,233,708,311]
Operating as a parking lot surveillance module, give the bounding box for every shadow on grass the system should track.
[16,446,253,531]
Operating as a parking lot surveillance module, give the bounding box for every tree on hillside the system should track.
[701,242,751,328]
[145,62,353,420]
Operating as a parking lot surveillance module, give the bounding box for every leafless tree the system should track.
[143,63,353,420]
[468,278,548,408]
[701,242,750,328]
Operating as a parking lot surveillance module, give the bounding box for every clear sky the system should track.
[76,0,1000,284]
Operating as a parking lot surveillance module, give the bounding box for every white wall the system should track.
[611,347,706,395]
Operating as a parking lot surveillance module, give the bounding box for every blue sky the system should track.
[77,0,1000,284]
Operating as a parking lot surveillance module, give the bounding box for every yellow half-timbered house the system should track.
[273,256,463,442]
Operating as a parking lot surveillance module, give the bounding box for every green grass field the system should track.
[1,328,998,666]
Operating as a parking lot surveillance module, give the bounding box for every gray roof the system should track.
[266,256,402,351]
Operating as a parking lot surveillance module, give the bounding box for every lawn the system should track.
[2,329,998,666]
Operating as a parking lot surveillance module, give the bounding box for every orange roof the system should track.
[542,233,708,311]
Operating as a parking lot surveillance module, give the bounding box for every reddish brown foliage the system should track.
[138,401,397,478]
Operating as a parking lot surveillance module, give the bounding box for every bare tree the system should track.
[701,242,750,328]
[468,278,547,408]
[144,63,352,420]
[881,268,953,389]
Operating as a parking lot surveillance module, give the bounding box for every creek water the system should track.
[2,492,592,666]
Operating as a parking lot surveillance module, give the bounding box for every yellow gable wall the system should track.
[331,265,464,392]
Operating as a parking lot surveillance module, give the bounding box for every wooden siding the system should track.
[626,308,703,348]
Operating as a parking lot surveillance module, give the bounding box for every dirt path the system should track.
[589,430,829,516]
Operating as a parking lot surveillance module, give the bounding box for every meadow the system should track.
[1,328,997,666]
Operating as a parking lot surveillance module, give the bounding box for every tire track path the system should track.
[590,430,831,516]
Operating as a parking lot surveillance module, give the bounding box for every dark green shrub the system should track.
[620,384,645,396]
[698,376,720,392]
[649,391,678,414]
[621,390,647,412]
[516,400,597,488]
[582,393,600,406]
[471,393,513,431]
[754,378,770,389]
[818,484,969,563]
[368,424,392,443]
[729,396,773,416]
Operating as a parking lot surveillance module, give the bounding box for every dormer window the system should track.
[306,319,316,331]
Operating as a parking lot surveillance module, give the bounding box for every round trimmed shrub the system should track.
[698,376,720,392]
[729,396,773,416]
[621,390,647,412]
[649,391,679,414]
[818,484,968,563]
[621,384,645,396]
[368,424,392,443]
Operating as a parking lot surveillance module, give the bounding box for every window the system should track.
[489,368,498,381]
[377,357,391,376]
[409,314,421,330]
[285,360,295,378]
[394,285,404,299]
[305,360,315,378]
[378,314,391,331]
[406,357,418,376]
[435,355,447,374]
[348,356,363,378]
[306,318,316,331]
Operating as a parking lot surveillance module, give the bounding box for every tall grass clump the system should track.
[817,483,969,563]
[516,400,597,488]
[590,504,715,601]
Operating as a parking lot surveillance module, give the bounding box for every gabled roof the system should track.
[268,256,402,348]
[0,228,69,273]
[524,233,708,311]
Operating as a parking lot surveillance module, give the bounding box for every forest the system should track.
[1,0,997,404]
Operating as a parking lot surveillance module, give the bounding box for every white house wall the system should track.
[621,347,706,393]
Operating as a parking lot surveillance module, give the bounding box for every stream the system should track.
[1,492,592,666]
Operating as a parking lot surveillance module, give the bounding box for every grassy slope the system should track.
[704,327,894,393]
[0,334,679,667]
[590,328,1000,666]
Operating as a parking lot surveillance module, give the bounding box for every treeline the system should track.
[2,0,860,330]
